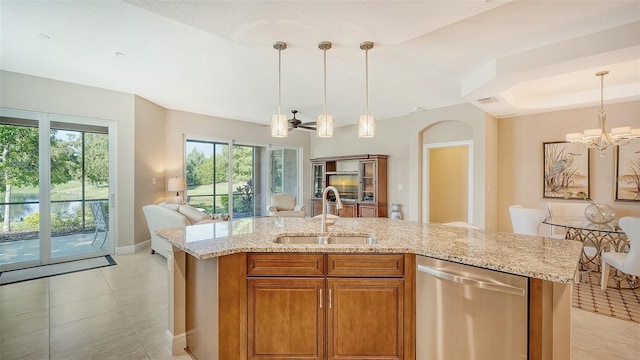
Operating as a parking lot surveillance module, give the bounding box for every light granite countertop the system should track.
[156,217,583,284]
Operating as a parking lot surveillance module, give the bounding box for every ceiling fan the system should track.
[288,110,316,132]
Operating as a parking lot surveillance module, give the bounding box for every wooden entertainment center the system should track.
[310,154,387,218]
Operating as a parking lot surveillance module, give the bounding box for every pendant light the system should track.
[271,41,288,138]
[358,41,375,138]
[317,41,334,138]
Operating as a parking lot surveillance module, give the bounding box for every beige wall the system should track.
[163,109,312,210]
[0,71,312,251]
[4,69,635,245]
[311,103,499,229]
[134,96,167,245]
[497,100,640,233]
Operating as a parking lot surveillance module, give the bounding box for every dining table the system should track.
[543,216,630,282]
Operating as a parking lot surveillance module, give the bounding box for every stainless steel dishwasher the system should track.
[416,255,528,359]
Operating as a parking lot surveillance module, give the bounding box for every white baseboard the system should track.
[165,329,186,355]
[115,239,150,255]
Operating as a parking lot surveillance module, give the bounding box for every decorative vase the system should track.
[584,203,615,224]
[390,204,402,220]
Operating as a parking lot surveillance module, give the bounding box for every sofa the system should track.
[142,203,229,258]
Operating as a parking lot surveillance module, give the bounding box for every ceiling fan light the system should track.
[317,114,334,138]
[358,114,375,138]
[271,113,288,137]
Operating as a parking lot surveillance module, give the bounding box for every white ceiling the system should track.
[1,0,639,127]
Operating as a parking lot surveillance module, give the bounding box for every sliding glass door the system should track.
[0,109,114,271]
[185,140,266,218]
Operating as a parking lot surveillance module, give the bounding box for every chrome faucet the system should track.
[321,186,343,232]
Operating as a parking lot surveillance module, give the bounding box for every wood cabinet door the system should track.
[326,278,404,360]
[248,278,325,360]
[311,200,323,217]
[358,205,378,218]
[337,203,356,218]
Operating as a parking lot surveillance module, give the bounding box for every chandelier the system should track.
[566,70,640,156]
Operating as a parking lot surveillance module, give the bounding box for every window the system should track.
[185,140,264,218]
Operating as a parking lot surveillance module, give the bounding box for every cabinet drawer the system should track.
[247,253,325,276]
[327,254,404,277]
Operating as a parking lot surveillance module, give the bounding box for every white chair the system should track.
[90,201,109,248]
[268,193,306,217]
[601,216,640,290]
[509,205,546,236]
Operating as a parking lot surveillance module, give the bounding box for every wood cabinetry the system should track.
[310,155,387,218]
[246,253,413,360]
[325,201,357,218]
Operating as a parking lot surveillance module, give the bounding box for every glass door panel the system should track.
[0,118,41,268]
[359,161,376,203]
[185,141,229,216]
[50,124,110,259]
[232,145,255,218]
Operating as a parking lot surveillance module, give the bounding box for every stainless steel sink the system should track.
[273,234,377,245]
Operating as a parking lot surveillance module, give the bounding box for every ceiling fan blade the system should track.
[298,125,317,130]
[303,121,317,126]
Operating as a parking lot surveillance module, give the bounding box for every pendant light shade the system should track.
[271,41,288,138]
[358,41,375,138]
[317,41,334,138]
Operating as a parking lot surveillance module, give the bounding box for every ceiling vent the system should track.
[477,97,498,104]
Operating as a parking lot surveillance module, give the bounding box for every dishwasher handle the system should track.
[417,264,526,297]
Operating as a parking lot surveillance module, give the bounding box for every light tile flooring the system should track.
[1,249,639,360]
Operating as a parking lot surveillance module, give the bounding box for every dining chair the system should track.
[600,216,640,290]
[509,205,546,236]
[90,201,109,248]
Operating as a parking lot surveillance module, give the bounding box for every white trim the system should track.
[165,329,187,355]
[423,140,474,224]
[116,240,150,255]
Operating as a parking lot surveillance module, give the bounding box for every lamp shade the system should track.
[271,113,288,137]
[358,114,375,138]
[167,177,186,192]
[316,114,334,137]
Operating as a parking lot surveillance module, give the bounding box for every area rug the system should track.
[572,271,640,323]
[0,255,116,285]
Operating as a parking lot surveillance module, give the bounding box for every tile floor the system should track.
[1,249,639,360]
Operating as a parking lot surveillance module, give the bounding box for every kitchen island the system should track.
[157,217,583,360]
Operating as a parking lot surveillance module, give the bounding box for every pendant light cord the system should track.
[323,48,327,115]
[365,47,369,116]
[278,48,282,115]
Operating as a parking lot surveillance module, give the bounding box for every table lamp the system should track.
[167,177,186,204]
